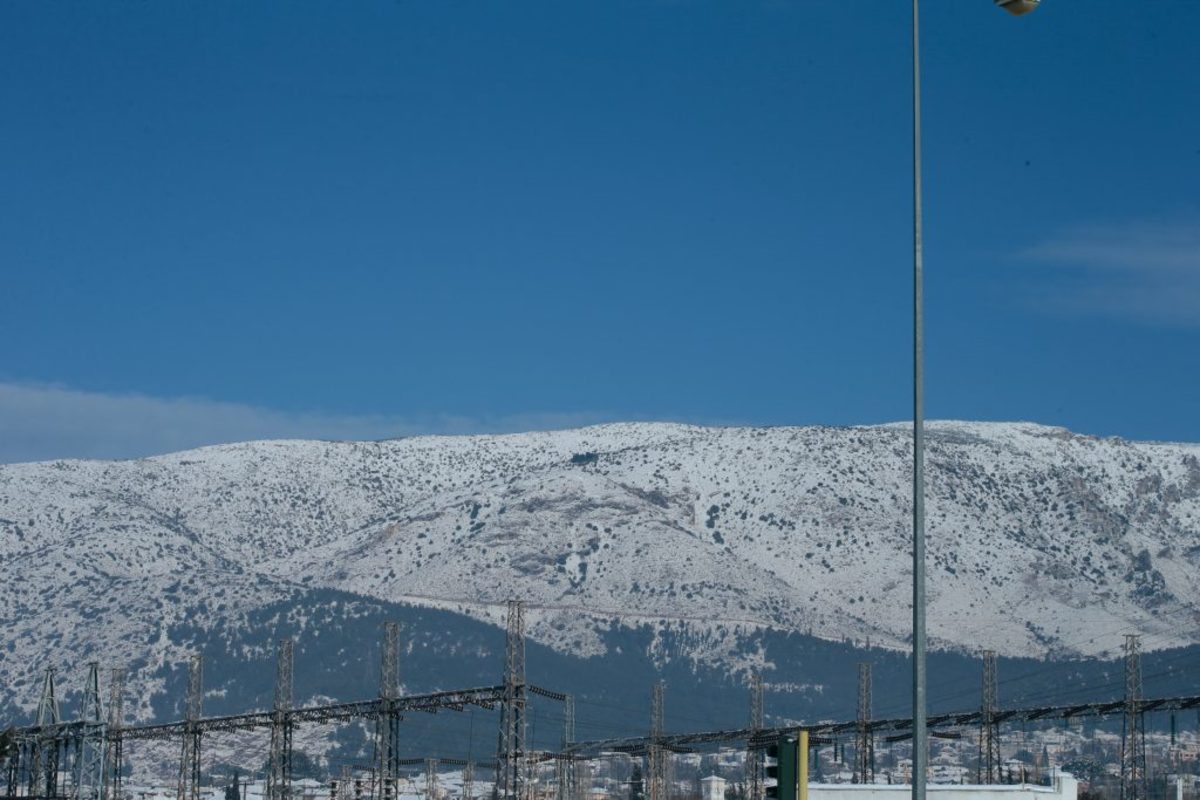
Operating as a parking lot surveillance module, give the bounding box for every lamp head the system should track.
[995,0,1040,15]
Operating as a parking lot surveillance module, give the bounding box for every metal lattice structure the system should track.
[854,663,873,785]
[104,669,126,800]
[176,654,203,800]
[4,658,545,800]
[497,600,527,800]
[13,624,1200,800]
[462,762,474,800]
[266,639,294,800]
[556,696,575,800]
[70,663,107,800]
[1121,635,1147,800]
[647,682,667,800]
[375,622,403,800]
[114,685,507,743]
[566,692,1200,757]
[4,734,17,800]
[572,757,590,800]
[978,650,1000,785]
[747,674,764,800]
[424,759,438,800]
[32,668,63,800]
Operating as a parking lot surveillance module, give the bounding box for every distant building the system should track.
[807,771,1079,800]
[700,775,727,800]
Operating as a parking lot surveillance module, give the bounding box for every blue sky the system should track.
[2,1,1197,461]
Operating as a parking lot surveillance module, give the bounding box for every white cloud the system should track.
[1020,216,1200,326]
[0,382,616,464]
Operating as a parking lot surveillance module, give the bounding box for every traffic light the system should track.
[765,737,799,800]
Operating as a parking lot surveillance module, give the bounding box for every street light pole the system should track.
[910,4,1038,798]
[910,3,927,800]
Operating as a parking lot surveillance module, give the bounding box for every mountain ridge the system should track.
[2,420,1198,728]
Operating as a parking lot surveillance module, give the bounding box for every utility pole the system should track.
[105,669,127,800]
[854,664,874,785]
[910,3,928,800]
[748,674,765,800]
[177,654,203,800]
[375,621,402,800]
[1121,635,1147,800]
[978,651,999,785]
[267,639,294,800]
[648,682,667,800]
[907,0,1041,789]
[498,601,527,800]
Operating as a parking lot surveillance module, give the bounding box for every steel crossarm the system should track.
[10,689,1200,757]
[95,686,508,742]
[566,693,1200,757]
[120,722,188,742]
[396,686,505,713]
[9,720,87,738]
[121,711,275,741]
[393,756,479,768]
[868,717,913,734]
[290,700,378,724]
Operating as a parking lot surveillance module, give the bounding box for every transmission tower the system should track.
[978,651,999,784]
[177,654,203,800]
[573,758,590,800]
[340,767,354,800]
[854,663,874,785]
[5,725,19,800]
[647,681,667,800]
[1120,635,1147,800]
[267,639,295,800]
[71,663,107,800]
[747,673,764,800]
[31,668,62,800]
[5,738,18,800]
[105,669,126,800]
[424,760,439,800]
[556,696,576,800]
[497,600,527,800]
[462,762,475,800]
[375,622,402,800]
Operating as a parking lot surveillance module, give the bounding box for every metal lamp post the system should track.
[910,2,1039,800]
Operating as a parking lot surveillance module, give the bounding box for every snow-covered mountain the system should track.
[2,421,1199,728]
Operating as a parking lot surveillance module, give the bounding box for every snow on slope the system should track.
[1,421,1199,720]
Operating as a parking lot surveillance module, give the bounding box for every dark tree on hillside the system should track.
[0,728,16,761]
[225,771,241,800]
[629,763,645,800]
